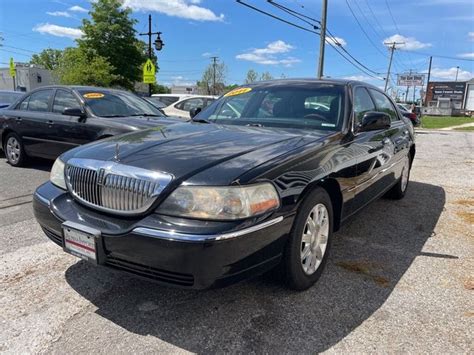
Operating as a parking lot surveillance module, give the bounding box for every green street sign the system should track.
[9,58,15,77]
[143,59,156,84]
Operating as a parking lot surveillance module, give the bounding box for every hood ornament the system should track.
[114,143,120,162]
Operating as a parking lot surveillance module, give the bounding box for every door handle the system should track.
[382,137,390,145]
[15,117,22,122]
[47,120,54,125]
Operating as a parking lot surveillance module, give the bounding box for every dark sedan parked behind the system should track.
[34,79,415,291]
[0,86,176,166]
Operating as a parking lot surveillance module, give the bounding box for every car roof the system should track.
[27,85,130,94]
[0,90,23,94]
[242,78,381,91]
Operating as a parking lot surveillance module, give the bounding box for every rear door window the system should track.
[27,90,54,112]
[353,87,376,126]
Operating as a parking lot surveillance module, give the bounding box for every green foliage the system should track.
[421,116,474,129]
[77,0,148,90]
[151,83,171,94]
[198,62,228,95]
[260,71,273,81]
[224,84,239,92]
[57,47,117,87]
[30,49,63,70]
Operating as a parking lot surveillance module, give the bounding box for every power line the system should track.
[344,0,387,58]
[235,0,318,34]
[385,0,401,34]
[408,51,474,62]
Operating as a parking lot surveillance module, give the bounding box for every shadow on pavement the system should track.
[65,181,445,353]
[0,151,53,172]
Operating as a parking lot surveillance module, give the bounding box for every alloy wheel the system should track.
[300,203,329,275]
[6,137,21,165]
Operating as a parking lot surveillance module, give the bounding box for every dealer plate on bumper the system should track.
[62,221,100,263]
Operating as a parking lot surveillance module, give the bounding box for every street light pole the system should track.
[455,66,460,82]
[139,14,164,97]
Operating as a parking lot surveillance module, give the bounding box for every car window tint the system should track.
[17,96,30,110]
[27,90,54,112]
[216,95,249,119]
[53,90,80,113]
[179,98,204,112]
[159,97,179,106]
[353,87,376,125]
[369,89,399,121]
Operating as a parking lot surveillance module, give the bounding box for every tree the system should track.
[77,0,147,90]
[197,62,228,95]
[260,71,273,81]
[245,69,258,84]
[30,49,63,70]
[151,84,171,94]
[57,47,117,87]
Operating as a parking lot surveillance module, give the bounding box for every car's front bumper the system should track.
[33,182,293,289]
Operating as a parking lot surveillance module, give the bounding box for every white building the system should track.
[0,64,55,92]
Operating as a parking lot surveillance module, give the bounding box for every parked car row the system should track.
[21,79,415,291]
[151,93,218,119]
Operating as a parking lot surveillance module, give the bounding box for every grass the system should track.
[454,126,474,132]
[420,116,474,129]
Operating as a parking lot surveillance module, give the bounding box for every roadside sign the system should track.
[9,57,15,77]
[397,74,424,87]
[143,59,156,84]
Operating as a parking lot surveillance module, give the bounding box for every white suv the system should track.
[162,95,218,119]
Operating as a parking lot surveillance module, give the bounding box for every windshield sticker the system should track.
[321,123,336,127]
[224,87,252,97]
[83,93,105,99]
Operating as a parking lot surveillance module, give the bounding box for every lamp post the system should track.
[139,15,164,96]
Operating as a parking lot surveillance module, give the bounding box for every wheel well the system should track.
[299,178,343,232]
[1,129,13,149]
[409,144,416,167]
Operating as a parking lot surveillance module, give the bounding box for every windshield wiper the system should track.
[190,118,212,124]
[246,123,264,127]
[100,114,128,118]
[129,113,162,117]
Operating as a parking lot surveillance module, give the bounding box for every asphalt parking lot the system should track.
[0,130,472,354]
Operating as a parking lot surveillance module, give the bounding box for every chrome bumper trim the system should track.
[133,216,284,242]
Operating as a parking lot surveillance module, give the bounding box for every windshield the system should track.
[0,92,22,104]
[78,90,164,117]
[195,84,345,130]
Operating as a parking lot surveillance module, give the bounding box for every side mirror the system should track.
[189,107,202,119]
[63,107,86,117]
[358,111,391,132]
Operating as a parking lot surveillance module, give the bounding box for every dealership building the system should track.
[424,79,474,115]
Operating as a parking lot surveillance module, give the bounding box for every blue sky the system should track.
[0,0,473,96]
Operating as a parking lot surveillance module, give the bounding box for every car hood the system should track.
[62,123,331,185]
[100,115,181,129]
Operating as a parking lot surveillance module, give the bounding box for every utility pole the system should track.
[317,0,328,79]
[424,56,432,107]
[405,69,413,103]
[210,56,218,95]
[383,41,404,92]
[455,66,460,82]
[139,15,164,97]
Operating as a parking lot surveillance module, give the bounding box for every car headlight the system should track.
[157,183,280,220]
[50,158,66,190]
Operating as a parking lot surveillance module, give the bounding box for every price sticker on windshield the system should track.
[83,93,105,99]
[224,87,252,97]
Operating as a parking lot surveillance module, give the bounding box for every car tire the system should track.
[4,132,27,167]
[386,155,411,200]
[283,187,333,291]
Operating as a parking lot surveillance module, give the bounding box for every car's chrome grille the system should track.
[65,158,173,215]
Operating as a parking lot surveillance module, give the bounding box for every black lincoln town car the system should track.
[33,79,415,290]
[0,86,176,166]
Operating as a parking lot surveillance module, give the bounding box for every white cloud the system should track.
[68,5,88,13]
[201,52,212,57]
[469,32,474,41]
[427,67,473,81]
[33,23,83,39]
[46,11,72,18]
[383,34,431,51]
[458,52,474,59]
[342,75,371,81]
[326,36,346,47]
[121,0,224,22]
[236,40,300,67]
